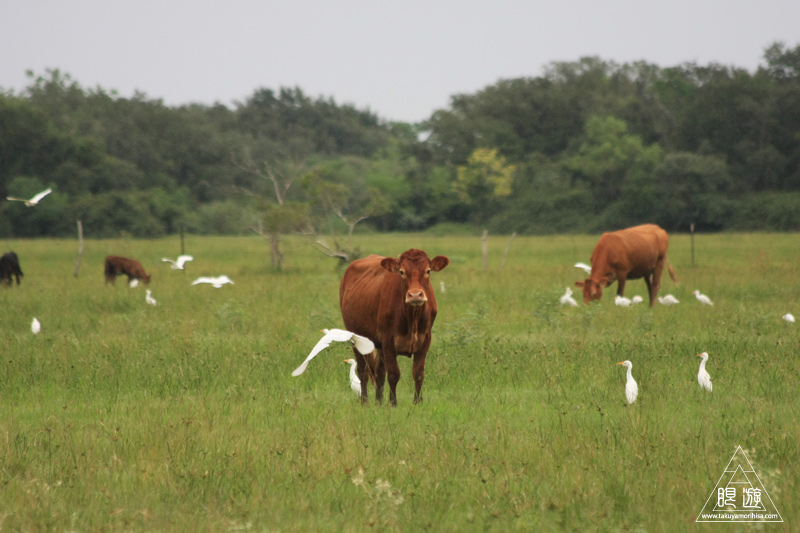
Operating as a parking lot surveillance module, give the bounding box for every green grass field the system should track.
[0,232,797,531]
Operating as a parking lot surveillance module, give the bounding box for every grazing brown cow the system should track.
[104,255,151,285]
[575,224,676,307]
[340,249,449,406]
[0,252,23,285]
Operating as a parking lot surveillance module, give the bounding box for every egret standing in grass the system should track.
[631,295,643,305]
[560,287,578,307]
[782,313,795,323]
[146,290,157,306]
[292,329,375,377]
[344,359,362,395]
[31,318,41,334]
[162,255,193,270]
[694,290,714,306]
[697,352,712,392]
[615,295,632,307]
[616,360,638,404]
[7,187,52,207]
[658,294,680,305]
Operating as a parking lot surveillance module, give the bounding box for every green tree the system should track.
[454,148,515,225]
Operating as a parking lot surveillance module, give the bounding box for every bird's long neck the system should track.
[627,366,633,380]
[699,359,707,373]
[349,364,359,380]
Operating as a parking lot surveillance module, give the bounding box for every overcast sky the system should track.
[2,0,798,123]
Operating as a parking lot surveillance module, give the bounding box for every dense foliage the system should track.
[2,42,800,237]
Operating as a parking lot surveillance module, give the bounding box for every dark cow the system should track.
[575,224,676,307]
[104,255,151,285]
[0,252,23,285]
[340,249,449,406]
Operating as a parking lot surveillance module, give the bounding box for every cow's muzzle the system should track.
[406,290,427,306]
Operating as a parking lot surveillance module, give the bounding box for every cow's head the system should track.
[381,249,449,306]
[142,274,152,284]
[575,278,607,304]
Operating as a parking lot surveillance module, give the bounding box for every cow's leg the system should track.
[412,337,431,404]
[616,275,627,297]
[383,350,401,407]
[644,274,654,306]
[650,262,665,307]
[354,350,370,404]
[374,349,386,404]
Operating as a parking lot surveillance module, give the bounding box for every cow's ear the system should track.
[430,256,449,272]
[575,281,585,288]
[381,257,401,273]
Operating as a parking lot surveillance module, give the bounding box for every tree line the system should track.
[1,41,799,243]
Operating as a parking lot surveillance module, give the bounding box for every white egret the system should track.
[616,360,638,404]
[631,295,643,305]
[344,359,362,395]
[560,287,578,307]
[782,313,795,323]
[31,317,41,334]
[574,262,592,275]
[615,295,632,307]
[697,352,712,392]
[658,294,680,305]
[7,187,52,207]
[192,275,234,288]
[693,290,714,306]
[292,329,376,377]
[162,255,193,270]
[146,290,157,306]
[129,278,139,288]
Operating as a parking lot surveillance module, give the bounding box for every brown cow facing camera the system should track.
[105,255,151,285]
[575,224,676,307]
[340,248,449,406]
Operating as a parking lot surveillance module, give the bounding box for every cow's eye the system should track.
[399,269,405,277]
[426,269,431,276]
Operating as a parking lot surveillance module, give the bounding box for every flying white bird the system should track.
[631,295,643,305]
[162,255,193,270]
[292,329,376,377]
[146,290,157,306]
[192,275,234,288]
[344,359,362,395]
[7,188,52,207]
[697,352,712,392]
[693,290,714,306]
[782,313,795,323]
[560,287,578,307]
[616,360,638,404]
[658,294,680,305]
[574,262,592,275]
[615,295,632,307]
[129,278,139,288]
[31,318,41,334]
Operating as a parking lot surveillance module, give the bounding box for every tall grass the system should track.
[0,232,797,530]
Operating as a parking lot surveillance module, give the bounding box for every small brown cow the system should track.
[105,255,151,285]
[575,224,676,307]
[340,249,449,406]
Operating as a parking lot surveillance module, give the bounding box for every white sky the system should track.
[1,0,798,123]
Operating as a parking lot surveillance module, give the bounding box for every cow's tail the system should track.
[666,257,677,285]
